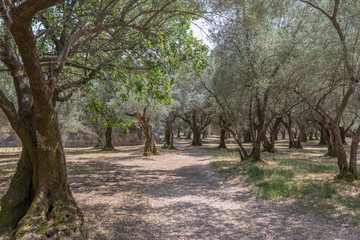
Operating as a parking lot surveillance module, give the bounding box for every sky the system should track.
[190,19,214,48]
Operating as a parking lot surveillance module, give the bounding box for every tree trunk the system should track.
[163,122,176,150]
[262,133,272,152]
[286,117,295,148]
[332,125,350,178]
[170,131,176,149]
[319,127,328,145]
[218,128,227,149]
[325,128,336,157]
[294,123,307,149]
[0,116,83,238]
[102,127,115,151]
[0,145,33,232]
[243,129,252,142]
[143,124,159,156]
[281,129,286,139]
[308,130,314,140]
[177,129,181,138]
[191,128,202,146]
[339,126,348,145]
[300,126,308,142]
[349,124,360,180]
[225,131,231,139]
[162,124,172,149]
[264,118,282,153]
[202,129,207,139]
[0,5,85,237]
[252,135,262,162]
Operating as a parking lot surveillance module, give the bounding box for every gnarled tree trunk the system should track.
[0,19,83,237]
[127,110,159,156]
[162,119,177,150]
[102,127,115,151]
[191,127,202,146]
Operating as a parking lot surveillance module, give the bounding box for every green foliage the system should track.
[84,85,135,133]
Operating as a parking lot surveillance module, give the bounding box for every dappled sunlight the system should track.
[1,137,359,238]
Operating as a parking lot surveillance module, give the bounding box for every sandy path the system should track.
[130,141,360,240]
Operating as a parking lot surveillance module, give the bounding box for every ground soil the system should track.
[1,138,360,239]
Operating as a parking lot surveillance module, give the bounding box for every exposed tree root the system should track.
[14,194,84,239]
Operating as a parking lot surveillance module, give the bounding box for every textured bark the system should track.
[162,124,172,148]
[162,121,176,150]
[283,117,295,148]
[218,128,227,149]
[0,9,83,236]
[252,135,262,162]
[349,124,360,180]
[102,127,115,151]
[332,125,349,178]
[339,126,347,145]
[325,129,336,157]
[264,118,282,153]
[0,145,33,232]
[191,128,202,146]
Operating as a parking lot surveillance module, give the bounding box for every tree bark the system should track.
[0,145,33,232]
[332,125,350,178]
[162,124,172,148]
[349,124,360,180]
[0,17,83,237]
[162,121,176,150]
[325,128,336,157]
[283,117,295,148]
[339,126,348,145]
[191,128,202,146]
[251,133,262,162]
[264,118,281,153]
[102,127,115,151]
[218,128,227,149]
[0,113,84,238]
[319,126,328,145]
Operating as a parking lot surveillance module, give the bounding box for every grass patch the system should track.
[211,152,239,160]
[244,166,335,200]
[211,144,360,225]
[274,158,338,173]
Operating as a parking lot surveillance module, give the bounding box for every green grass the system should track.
[211,152,239,159]
[211,156,360,225]
[245,165,336,200]
[274,158,338,173]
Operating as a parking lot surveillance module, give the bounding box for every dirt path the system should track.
[1,140,359,239]
[91,140,359,240]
